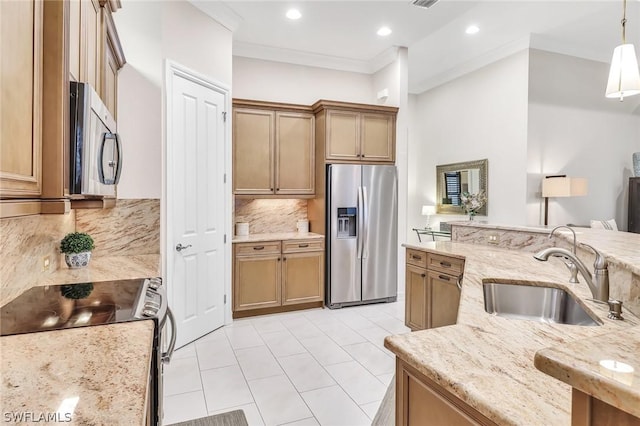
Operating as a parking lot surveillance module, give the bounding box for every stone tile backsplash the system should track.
[234,198,308,234]
[0,211,76,303]
[0,199,160,304]
[76,199,160,256]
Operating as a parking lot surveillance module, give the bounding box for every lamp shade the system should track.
[606,44,640,99]
[421,205,436,216]
[542,177,588,198]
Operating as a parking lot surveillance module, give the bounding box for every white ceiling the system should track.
[191,0,640,94]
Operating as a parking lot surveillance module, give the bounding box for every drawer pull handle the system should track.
[438,275,451,281]
[456,275,463,291]
[299,244,309,248]
[439,261,452,268]
[412,255,422,260]
[253,246,265,250]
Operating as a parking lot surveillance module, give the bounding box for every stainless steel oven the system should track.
[0,277,175,426]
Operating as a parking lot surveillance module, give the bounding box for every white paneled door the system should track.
[166,62,228,348]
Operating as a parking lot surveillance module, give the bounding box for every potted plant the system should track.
[60,232,95,268]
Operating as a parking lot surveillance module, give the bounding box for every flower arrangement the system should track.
[460,190,487,219]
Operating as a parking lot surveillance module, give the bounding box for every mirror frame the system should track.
[436,159,488,215]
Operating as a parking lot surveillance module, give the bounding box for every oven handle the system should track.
[162,307,177,364]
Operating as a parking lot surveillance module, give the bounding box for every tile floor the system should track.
[163,297,408,426]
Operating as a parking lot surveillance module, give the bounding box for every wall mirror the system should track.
[436,159,488,215]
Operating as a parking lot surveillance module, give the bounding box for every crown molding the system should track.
[410,35,532,94]
[189,1,242,32]
[233,41,378,74]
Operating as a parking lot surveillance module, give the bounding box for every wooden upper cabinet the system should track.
[80,0,101,91]
[361,113,394,161]
[0,0,43,198]
[233,108,275,195]
[70,0,125,119]
[101,4,125,119]
[275,112,315,195]
[233,100,316,197]
[325,110,360,161]
[313,100,398,164]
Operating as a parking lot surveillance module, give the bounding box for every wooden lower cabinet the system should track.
[234,254,281,311]
[233,239,324,317]
[397,359,496,426]
[405,249,464,331]
[572,389,640,426]
[282,252,324,305]
[429,271,462,329]
[405,265,427,330]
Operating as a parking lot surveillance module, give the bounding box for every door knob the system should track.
[175,243,192,252]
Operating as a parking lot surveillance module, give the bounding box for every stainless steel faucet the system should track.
[548,226,579,283]
[534,244,609,302]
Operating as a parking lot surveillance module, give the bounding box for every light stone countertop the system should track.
[386,241,640,426]
[534,327,640,418]
[1,320,155,425]
[232,232,324,243]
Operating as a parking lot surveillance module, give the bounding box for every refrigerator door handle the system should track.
[357,186,364,259]
[362,186,369,259]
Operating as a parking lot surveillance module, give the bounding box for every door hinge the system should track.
[224,294,227,304]
[224,234,227,243]
[224,173,227,183]
[222,111,227,122]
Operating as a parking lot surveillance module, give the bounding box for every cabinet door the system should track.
[282,251,324,305]
[101,6,124,120]
[0,0,43,197]
[68,0,81,81]
[397,360,487,426]
[428,271,461,329]
[233,108,275,195]
[234,254,281,311]
[80,0,101,91]
[325,110,360,161]
[275,112,315,195]
[405,265,428,331]
[361,113,394,162]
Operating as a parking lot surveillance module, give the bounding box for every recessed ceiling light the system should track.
[286,9,301,20]
[465,25,480,35]
[377,26,392,37]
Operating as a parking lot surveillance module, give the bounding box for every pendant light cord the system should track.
[621,0,627,43]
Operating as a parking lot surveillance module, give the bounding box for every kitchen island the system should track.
[1,320,154,425]
[386,239,640,425]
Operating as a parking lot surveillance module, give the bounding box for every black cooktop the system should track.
[0,279,147,336]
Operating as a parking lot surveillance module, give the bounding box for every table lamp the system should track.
[422,205,436,229]
[542,175,588,225]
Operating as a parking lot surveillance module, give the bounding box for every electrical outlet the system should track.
[488,234,500,245]
[42,256,51,272]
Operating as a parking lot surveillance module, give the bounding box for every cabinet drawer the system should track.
[282,239,324,253]
[406,249,427,268]
[427,253,464,276]
[235,241,281,257]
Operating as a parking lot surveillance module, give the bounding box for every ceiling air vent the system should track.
[412,0,440,8]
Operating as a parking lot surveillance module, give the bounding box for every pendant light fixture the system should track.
[605,0,640,101]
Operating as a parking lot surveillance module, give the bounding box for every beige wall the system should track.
[408,50,530,238]
[526,49,640,229]
[113,0,233,199]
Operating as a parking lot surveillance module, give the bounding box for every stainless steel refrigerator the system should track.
[326,164,397,308]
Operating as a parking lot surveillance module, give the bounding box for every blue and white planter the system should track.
[64,251,92,269]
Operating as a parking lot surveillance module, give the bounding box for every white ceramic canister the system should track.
[236,222,249,236]
[297,220,309,234]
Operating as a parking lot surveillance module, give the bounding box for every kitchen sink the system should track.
[483,281,602,326]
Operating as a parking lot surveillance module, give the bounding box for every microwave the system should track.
[69,82,122,197]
